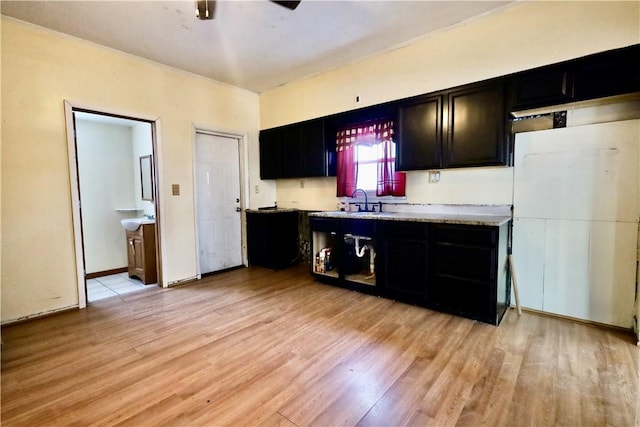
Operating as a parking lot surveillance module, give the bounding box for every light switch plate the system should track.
[172,184,180,195]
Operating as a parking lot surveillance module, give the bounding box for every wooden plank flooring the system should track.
[2,265,639,426]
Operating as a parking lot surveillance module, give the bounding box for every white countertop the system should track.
[309,206,512,226]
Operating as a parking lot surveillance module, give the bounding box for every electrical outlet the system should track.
[172,184,180,195]
[429,171,441,183]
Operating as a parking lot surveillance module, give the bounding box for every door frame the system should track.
[64,100,164,308]
[192,125,249,278]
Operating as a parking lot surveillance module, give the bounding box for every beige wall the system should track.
[260,1,640,210]
[131,121,156,218]
[1,18,261,322]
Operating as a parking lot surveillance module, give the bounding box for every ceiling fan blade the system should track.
[195,0,215,20]
[271,1,301,10]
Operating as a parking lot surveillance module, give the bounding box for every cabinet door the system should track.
[510,66,571,111]
[259,128,282,179]
[379,222,429,303]
[132,237,144,272]
[302,119,327,177]
[397,95,443,170]
[127,232,145,279]
[248,211,299,269]
[573,45,640,101]
[446,82,506,168]
[280,124,304,178]
[127,235,136,271]
[247,212,268,267]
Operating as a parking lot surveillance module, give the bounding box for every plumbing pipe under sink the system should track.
[353,236,376,274]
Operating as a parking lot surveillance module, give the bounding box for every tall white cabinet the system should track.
[512,119,639,328]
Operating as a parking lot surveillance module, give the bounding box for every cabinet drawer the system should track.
[432,224,496,246]
[429,275,494,323]
[342,219,375,236]
[310,217,340,233]
[432,243,496,282]
[379,221,428,239]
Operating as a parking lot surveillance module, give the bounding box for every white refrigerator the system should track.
[512,117,639,331]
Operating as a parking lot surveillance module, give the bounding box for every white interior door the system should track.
[195,132,243,274]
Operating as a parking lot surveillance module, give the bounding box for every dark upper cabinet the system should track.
[573,45,640,101]
[259,118,333,179]
[445,82,507,168]
[397,95,443,171]
[264,45,638,177]
[397,83,508,171]
[510,65,572,111]
[301,118,328,177]
[280,123,304,178]
[510,44,640,111]
[259,127,282,179]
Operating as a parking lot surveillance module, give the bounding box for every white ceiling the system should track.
[1,0,513,93]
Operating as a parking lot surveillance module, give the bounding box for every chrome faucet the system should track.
[351,188,369,212]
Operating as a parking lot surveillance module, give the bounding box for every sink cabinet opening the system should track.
[343,234,376,286]
[312,230,340,280]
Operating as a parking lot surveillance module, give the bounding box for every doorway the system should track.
[194,131,244,275]
[64,102,162,307]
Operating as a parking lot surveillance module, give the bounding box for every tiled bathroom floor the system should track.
[87,272,155,302]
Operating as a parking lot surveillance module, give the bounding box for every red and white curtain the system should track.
[336,118,406,197]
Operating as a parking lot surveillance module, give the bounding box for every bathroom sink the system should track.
[120,218,154,231]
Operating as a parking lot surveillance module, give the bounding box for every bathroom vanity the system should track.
[125,223,157,285]
[310,208,512,325]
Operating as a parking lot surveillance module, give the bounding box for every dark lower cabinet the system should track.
[310,216,512,325]
[377,221,429,304]
[247,210,299,270]
[429,224,506,324]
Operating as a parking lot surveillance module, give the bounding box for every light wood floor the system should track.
[2,265,639,426]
